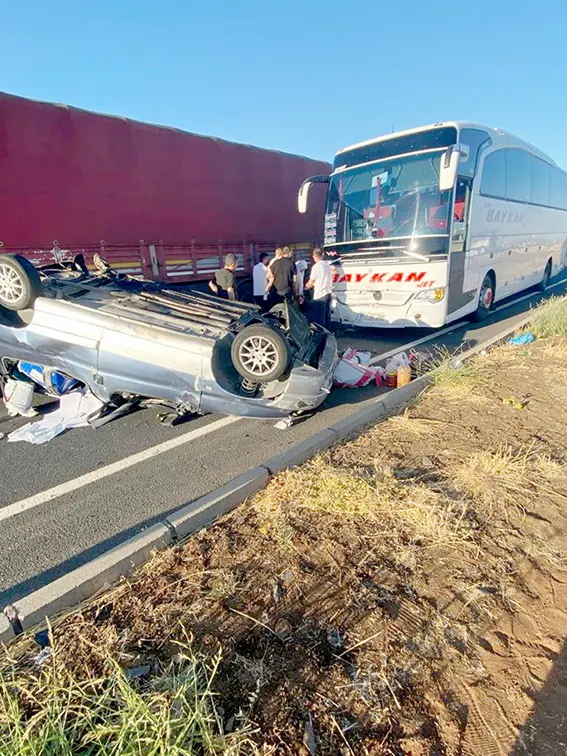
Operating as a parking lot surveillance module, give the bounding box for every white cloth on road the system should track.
[8,390,103,444]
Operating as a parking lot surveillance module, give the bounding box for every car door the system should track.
[22,297,104,388]
[96,311,204,409]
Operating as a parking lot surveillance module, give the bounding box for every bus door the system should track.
[446,177,474,316]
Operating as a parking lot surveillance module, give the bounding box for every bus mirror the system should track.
[439,147,460,191]
[298,181,311,214]
[298,174,330,213]
[439,144,469,191]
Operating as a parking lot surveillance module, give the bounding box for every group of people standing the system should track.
[210,246,333,327]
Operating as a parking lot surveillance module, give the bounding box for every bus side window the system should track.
[451,178,472,251]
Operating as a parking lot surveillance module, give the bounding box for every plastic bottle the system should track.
[385,366,398,388]
[397,362,412,387]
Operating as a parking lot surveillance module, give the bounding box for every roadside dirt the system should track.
[5,339,567,755]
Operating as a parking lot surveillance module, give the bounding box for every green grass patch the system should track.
[0,642,253,756]
[531,295,567,338]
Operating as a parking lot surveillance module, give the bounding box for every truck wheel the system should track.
[472,273,495,322]
[231,324,290,383]
[0,255,43,311]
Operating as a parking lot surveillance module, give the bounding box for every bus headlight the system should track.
[414,288,446,303]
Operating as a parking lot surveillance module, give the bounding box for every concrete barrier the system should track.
[262,429,339,475]
[9,523,172,631]
[166,466,270,541]
[0,614,14,645]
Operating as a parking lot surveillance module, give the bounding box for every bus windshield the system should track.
[326,150,453,246]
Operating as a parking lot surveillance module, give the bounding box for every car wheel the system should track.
[231,324,290,383]
[537,259,552,292]
[0,255,43,311]
[472,273,495,322]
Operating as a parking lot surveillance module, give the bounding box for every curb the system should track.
[330,374,431,441]
[263,429,339,475]
[1,316,530,643]
[3,523,172,637]
[0,614,13,646]
[166,466,270,541]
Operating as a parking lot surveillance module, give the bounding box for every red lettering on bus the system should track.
[370,273,386,283]
[355,273,368,283]
[388,272,404,283]
[405,271,426,283]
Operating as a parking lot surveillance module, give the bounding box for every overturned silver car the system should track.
[0,255,337,421]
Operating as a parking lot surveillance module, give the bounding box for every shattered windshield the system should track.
[325,150,453,246]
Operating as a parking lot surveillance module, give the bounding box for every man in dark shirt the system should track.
[267,246,297,305]
[209,254,238,300]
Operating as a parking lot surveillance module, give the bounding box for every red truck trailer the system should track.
[0,92,330,283]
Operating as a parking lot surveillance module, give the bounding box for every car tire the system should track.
[0,255,43,311]
[537,259,552,292]
[231,324,290,383]
[472,273,495,322]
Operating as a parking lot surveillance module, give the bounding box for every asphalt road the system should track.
[1,278,565,607]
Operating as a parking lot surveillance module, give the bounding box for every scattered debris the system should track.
[303,713,317,755]
[125,665,151,682]
[503,396,530,410]
[333,348,384,388]
[32,647,52,668]
[327,628,344,651]
[33,630,51,649]
[2,378,37,418]
[509,331,535,345]
[7,389,103,444]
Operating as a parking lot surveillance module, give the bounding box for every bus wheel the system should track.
[537,260,552,292]
[472,274,495,322]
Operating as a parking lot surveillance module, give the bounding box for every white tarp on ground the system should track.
[7,390,103,445]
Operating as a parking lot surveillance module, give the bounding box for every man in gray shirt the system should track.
[209,254,238,300]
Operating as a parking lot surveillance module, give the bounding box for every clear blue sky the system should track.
[3,0,567,167]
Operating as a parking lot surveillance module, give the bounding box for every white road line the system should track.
[0,415,240,523]
[368,279,566,365]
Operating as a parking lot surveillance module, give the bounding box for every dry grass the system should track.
[539,338,567,360]
[387,408,438,438]
[256,457,472,551]
[451,444,566,520]
[531,295,567,338]
[429,349,491,403]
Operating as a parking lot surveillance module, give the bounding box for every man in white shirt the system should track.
[305,248,333,328]
[253,252,270,312]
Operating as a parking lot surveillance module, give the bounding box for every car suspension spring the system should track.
[241,378,260,395]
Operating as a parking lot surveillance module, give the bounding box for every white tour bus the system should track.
[299,122,567,328]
